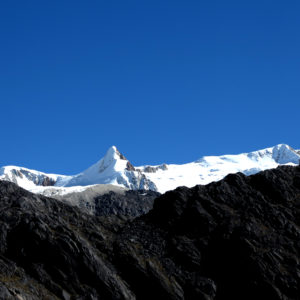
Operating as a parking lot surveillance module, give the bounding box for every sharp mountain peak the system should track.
[0,144,299,195]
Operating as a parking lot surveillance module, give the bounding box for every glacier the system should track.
[1,144,299,195]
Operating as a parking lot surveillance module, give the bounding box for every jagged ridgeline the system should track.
[1,144,300,196]
[0,165,299,299]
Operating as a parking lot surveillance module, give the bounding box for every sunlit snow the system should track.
[1,144,299,195]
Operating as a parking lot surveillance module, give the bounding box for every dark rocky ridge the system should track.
[58,188,160,218]
[0,165,300,299]
[0,181,136,299]
[92,190,159,217]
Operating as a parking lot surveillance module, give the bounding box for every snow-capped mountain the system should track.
[0,165,71,190]
[65,146,157,191]
[1,144,299,195]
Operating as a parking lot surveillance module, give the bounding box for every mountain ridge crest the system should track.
[1,144,299,195]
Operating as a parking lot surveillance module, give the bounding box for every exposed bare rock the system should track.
[41,177,56,186]
[126,161,136,171]
[0,165,299,299]
[143,164,168,173]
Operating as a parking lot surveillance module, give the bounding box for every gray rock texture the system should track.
[0,165,299,299]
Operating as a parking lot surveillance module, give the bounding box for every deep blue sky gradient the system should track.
[1,1,299,174]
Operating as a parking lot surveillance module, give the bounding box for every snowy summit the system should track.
[0,144,299,195]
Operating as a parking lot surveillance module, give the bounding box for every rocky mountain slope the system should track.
[1,144,300,195]
[55,185,159,218]
[0,165,299,299]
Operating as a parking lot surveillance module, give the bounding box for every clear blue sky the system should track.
[1,0,299,174]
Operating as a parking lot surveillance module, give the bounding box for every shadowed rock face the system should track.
[115,165,300,300]
[0,181,137,300]
[56,186,160,218]
[0,165,300,299]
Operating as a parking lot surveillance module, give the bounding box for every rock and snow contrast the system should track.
[1,144,299,195]
[1,165,300,299]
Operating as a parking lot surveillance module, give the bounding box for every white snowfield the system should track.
[1,144,299,196]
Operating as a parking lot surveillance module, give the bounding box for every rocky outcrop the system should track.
[126,161,136,171]
[0,165,299,299]
[57,187,160,218]
[116,149,128,161]
[41,177,56,186]
[142,164,168,173]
